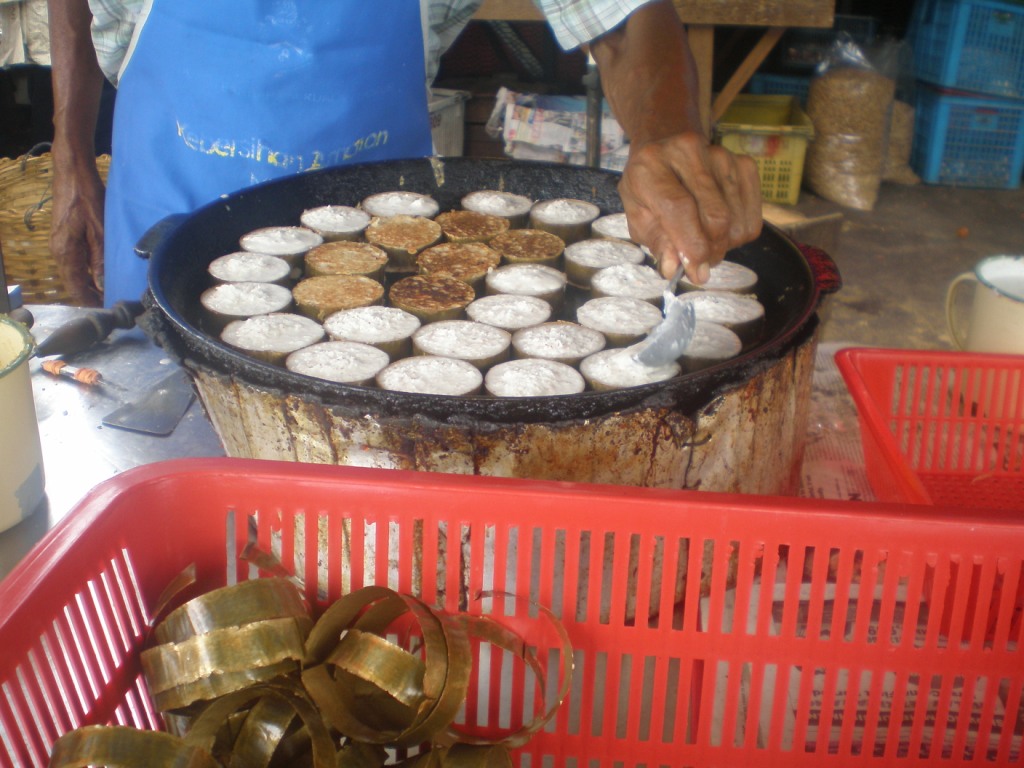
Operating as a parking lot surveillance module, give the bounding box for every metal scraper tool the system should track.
[632,264,696,368]
[101,369,195,436]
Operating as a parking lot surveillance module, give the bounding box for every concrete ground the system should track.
[791,182,1024,351]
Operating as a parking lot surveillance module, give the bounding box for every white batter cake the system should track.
[484,358,586,398]
[484,263,567,308]
[529,198,601,244]
[207,252,291,285]
[676,290,766,345]
[376,355,484,396]
[679,321,744,372]
[200,281,294,335]
[678,259,759,294]
[590,211,633,242]
[461,190,534,227]
[412,320,512,370]
[576,296,664,347]
[590,263,668,304]
[360,191,440,219]
[239,225,324,281]
[299,205,371,241]
[465,294,552,331]
[581,346,681,391]
[285,340,390,385]
[220,312,325,366]
[324,305,421,359]
[511,321,606,367]
[563,238,645,288]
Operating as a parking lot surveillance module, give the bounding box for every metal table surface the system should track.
[0,304,225,581]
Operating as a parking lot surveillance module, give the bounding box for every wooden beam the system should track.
[474,0,544,21]
[674,0,834,27]
[687,25,716,136]
[711,26,784,122]
[476,0,835,28]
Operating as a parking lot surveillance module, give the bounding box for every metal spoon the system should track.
[632,263,696,367]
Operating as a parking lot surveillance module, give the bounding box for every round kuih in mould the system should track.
[365,214,443,272]
[488,229,566,269]
[580,346,681,391]
[199,281,293,336]
[484,358,586,398]
[590,263,668,304]
[388,274,477,324]
[239,226,324,279]
[678,259,758,294]
[461,190,534,228]
[417,242,501,293]
[563,238,645,289]
[285,340,390,386]
[360,190,440,219]
[304,241,389,281]
[376,355,483,397]
[511,321,606,367]
[220,312,325,367]
[292,275,385,323]
[465,294,552,332]
[528,198,601,245]
[299,205,371,242]
[676,290,766,346]
[679,321,743,373]
[412,320,512,370]
[590,212,633,242]
[207,252,291,285]
[434,209,510,244]
[484,263,567,308]
[576,296,664,347]
[324,306,422,359]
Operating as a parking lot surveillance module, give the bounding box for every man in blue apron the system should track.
[47,1,762,307]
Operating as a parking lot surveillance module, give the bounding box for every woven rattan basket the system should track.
[0,145,111,305]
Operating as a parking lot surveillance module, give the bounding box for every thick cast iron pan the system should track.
[144,157,828,424]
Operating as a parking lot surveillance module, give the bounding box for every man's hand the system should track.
[589,0,763,284]
[50,153,105,306]
[619,133,762,283]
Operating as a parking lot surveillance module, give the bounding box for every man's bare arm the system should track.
[48,0,106,306]
[589,0,762,283]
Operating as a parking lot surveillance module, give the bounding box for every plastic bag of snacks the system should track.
[804,34,895,210]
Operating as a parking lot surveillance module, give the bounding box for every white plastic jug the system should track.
[0,315,44,531]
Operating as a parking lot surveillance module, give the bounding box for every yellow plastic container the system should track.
[714,95,814,205]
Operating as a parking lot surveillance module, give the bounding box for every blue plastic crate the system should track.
[747,73,811,106]
[909,0,1024,99]
[912,84,1024,188]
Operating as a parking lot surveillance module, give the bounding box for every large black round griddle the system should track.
[143,157,828,425]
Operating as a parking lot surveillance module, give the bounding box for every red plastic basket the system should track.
[836,347,1024,510]
[1,458,1023,766]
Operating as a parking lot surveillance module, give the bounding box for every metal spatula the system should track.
[102,370,195,436]
[632,264,696,367]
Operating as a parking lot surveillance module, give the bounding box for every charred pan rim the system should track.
[146,157,821,425]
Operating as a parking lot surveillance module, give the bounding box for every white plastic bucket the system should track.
[0,316,44,531]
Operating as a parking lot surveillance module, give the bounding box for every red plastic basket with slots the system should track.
[836,347,1024,510]
[2,458,1023,766]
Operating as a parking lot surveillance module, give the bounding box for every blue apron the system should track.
[103,2,433,305]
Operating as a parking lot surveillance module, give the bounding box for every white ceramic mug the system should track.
[0,315,45,532]
[946,254,1024,354]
